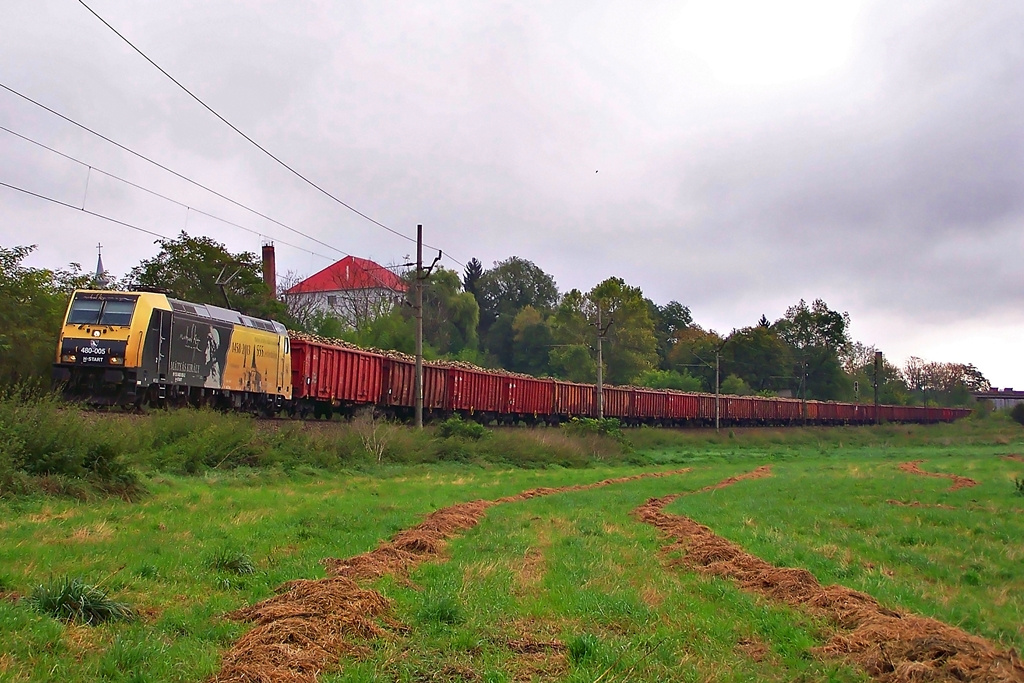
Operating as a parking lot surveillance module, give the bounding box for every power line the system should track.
[0,82,351,262]
[0,123,334,262]
[1,179,169,240]
[0,84,416,282]
[77,0,464,270]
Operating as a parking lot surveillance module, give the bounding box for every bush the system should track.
[436,415,488,441]
[635,369,703,391]
[145,409,260,473]
[1009,403,1024,426]
[561,417,626,441]
[0,389,140,497]
[28,576,135,625]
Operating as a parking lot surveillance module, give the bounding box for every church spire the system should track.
[94,243,109,288]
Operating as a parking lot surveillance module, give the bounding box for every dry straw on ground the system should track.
[898,460,978,492]
[212,468,690,682]
[634,466,1024,683]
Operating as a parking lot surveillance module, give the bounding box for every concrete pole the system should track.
[415,224,423,429]
[596,304,604,419]
[715,350,720,432]
[874,350,882,425]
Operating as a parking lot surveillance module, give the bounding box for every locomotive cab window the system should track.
[66,294,139,326]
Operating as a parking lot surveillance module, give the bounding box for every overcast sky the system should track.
[2,1,1022,386]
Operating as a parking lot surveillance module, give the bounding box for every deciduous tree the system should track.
[476,257,558,335]
[0,245,90,385]
[590,277,658,385]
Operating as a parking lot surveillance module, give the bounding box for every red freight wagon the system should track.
[818,402,839,423]
[631,388,667,421]
[290,338,382,406]
[502,376,556,417]
[447,367,502,414]
[665,392,699,422]
[601,386,630,418]
[750,396,770,422]
[554,381,596,418]
[380,358,447,412]
[732,396,755,421]
[697,393,717,421]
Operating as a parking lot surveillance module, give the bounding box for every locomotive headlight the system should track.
[109,357,123,365]
[92,330,101,338]
[62,354,76,363]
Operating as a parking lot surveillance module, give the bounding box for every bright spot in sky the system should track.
[676,1,864,86]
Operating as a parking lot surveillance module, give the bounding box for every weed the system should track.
[209,550,257,576]
[352,413,396,463]
[567,632,601,663]
[28,576,134,625]
[416,594,465,626]
[1014,477,1024,497]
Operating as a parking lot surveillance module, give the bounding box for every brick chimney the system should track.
[261,242,276,296]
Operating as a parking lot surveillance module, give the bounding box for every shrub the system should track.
[0,389,140,496]
[145,409,259,473]
[28,576,134,625]
[436,415,488,441]
[1010,403,1024,426]
[561,417,625,441]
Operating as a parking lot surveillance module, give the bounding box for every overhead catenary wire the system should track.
[0,86,417,285]
[77,0,466,270]
[0,82,356,264]
[1,179,169,240]
[0,123,334,263]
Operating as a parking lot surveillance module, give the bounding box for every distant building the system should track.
[971,388,1024,410]
[282,255,408,329]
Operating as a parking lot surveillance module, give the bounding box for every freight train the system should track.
[52,289,971,426]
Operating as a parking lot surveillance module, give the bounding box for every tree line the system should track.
[0,234,989,406]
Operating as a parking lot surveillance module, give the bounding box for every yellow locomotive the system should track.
[53,290,291,410]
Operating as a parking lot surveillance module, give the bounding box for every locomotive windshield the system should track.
[66,293,138,326]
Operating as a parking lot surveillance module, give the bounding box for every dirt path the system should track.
[1003,455,1024,464]
[898,460,978,492]
[634,469,1024,683]
[212,468,691,683]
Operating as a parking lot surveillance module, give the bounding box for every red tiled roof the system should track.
[285,256,408,294]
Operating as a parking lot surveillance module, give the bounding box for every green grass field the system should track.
[1,415,1023,682]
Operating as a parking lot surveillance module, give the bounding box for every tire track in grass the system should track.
[898,460,978,492]
[634,468,1024,683]
[211,468,691,683]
